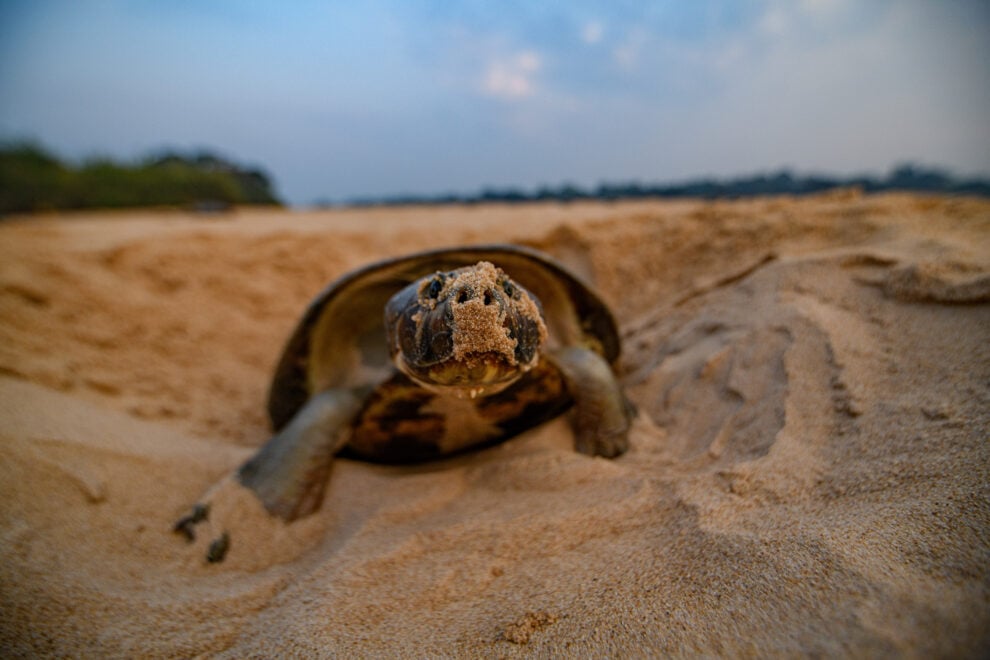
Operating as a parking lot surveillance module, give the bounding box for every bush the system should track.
[0,142,282,214]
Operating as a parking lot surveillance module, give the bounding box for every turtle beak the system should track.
[407,351,524,398]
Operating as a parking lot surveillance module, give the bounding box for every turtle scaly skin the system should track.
[176,245,633,560]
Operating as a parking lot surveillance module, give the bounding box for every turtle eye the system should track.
[427,277,444,299]
[502,280,515,298]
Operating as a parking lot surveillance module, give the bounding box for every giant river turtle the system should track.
[177,244,633,560]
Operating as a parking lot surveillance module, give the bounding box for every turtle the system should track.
[176,244,633,560]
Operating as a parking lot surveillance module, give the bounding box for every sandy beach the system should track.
[1,193,988,656]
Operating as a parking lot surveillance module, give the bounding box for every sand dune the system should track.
[1,193,988,656]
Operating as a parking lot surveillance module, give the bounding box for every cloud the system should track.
[580,21,603,45]
[482,50,542,99]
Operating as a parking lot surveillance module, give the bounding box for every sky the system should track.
[1,0,988,205]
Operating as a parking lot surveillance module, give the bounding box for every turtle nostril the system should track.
[483,290,493,305]
[457,289,470,303]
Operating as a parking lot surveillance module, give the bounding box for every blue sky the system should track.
[1,1,988,204]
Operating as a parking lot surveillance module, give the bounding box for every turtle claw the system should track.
[173,503,210,542]
[206,532,230,563]
[173,503,231,563]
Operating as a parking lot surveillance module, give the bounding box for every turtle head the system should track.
[384,261,548,398]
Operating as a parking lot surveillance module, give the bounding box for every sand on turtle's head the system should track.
[443,261,546,366]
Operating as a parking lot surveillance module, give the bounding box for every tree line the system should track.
[3,140,987,215]
[0,142,282,214]
[345,165,990,207]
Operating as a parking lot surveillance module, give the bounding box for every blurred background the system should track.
[1,0,988,208]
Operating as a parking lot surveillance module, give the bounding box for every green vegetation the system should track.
[0,142,282,214]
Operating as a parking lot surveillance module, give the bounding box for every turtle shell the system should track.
[267,244,620,431]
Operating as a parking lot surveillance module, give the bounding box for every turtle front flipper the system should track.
[550,346,633,458]
[237,387,365,521]
[174,388,364,562]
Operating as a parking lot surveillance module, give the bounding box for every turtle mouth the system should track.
[397,351,534,398]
